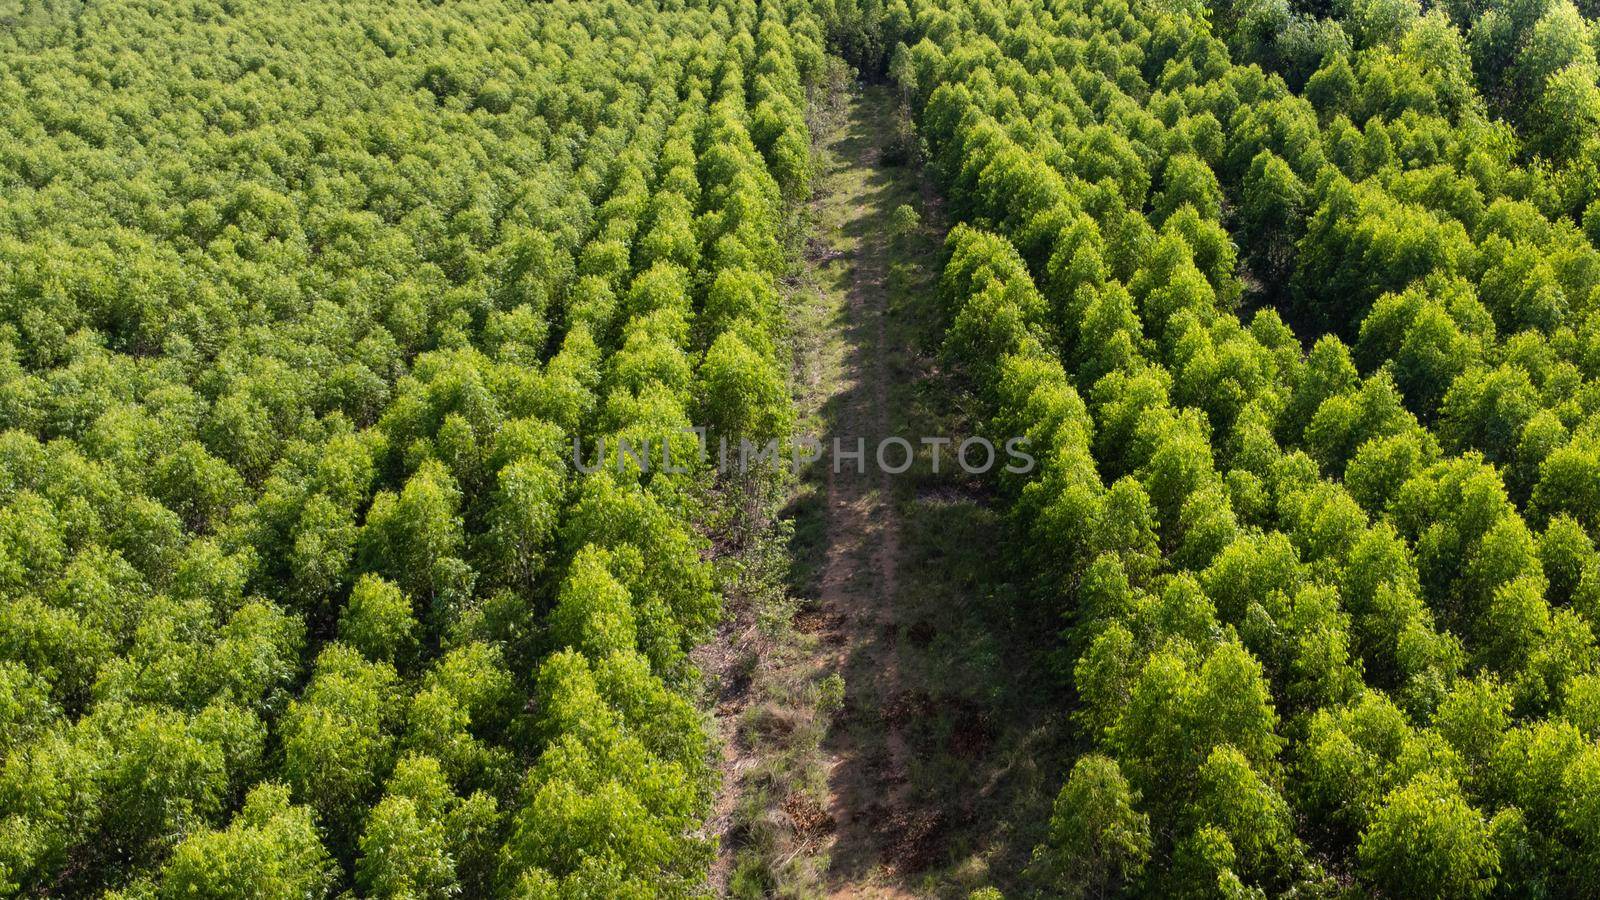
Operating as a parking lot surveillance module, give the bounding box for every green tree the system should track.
[159,783,334,899]
[1031,755,1151,897]
[279,644,402,844]
[338,575,419,667]
[1358,773,1499,899]
[356,754,498,898]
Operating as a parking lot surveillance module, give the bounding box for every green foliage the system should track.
[1032,754,1151,896]
[21,0,1600,894]
[159,784,334,900]
[499,649,711,897]
[889,0,1600,895]
[356,754,497,898]
[280,644,402,842]
[891,202,922,236]
[0,0,819,890]
[338,574,419,667]
[1358,773,1499,899]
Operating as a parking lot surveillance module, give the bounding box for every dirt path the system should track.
[806,86,917,898]
[698,83,924,899]
[705,83,1068,899]
[790,84,1070,899]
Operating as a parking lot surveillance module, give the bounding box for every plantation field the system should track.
[6,0,1600,897]
[0,0,812,894]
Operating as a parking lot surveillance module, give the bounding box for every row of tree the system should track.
[0,0,815,894]
[878,0,1600,894]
